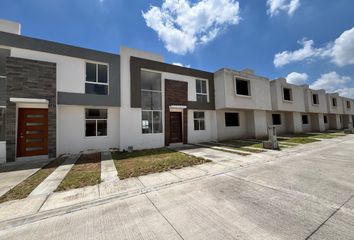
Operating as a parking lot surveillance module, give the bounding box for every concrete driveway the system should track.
[0,136,353,240]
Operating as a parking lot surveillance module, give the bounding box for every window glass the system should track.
[236,79,250,96]
[153,111,162,133]
[86,63,96,82]
[302,115,309,124]
[272,114,281,125]
[98,65,108,83]
[283,88,292,101]
[225,112,240,127]
[196,79,208,103]
[0,108,5,141]
[141,70,161,91]
[85,120,96,137]
[193,111,205,131]
[142,111,152,134]
[85,109,107,137]
[85,83,108,95]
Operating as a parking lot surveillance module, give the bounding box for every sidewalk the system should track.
[0,135,352,230]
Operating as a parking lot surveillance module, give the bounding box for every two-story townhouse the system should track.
[214,68,272,140]
[326,93,345,130]
[269,78,308,134]
[341,97,354,128]
[303,86,329,132]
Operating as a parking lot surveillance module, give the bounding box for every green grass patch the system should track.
[278,137,320,144]
[112,148,209,179]
[56,153,101,192]
[221,140,263,149]
[0,157,66,203]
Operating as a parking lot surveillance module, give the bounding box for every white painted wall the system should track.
[0,19,21,34]
[214,68,272,110]
[10,47,91,94]
[304,87,328,113]
[57,105,119,154]
[0,142,5,164]
[326,93,344,114]
[216,109,251,140]
[270,78,306,112]
[266,112,287,135]
[302,114,312,132]
[342,97,354,115]
[188,110,217,143]
[119,47,165,151]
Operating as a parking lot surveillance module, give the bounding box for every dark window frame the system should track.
[302,115,309,125]
[283,87,293,101]
[272,114,281,125]
[235,78,251,96]
[225,112,240,127]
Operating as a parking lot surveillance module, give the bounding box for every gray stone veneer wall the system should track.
[5,57,56,162]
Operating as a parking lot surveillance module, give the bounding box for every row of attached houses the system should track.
[0,20,353,163]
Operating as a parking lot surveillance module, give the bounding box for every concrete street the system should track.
[0,136,353,240]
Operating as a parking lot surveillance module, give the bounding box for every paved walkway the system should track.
[0,135,353,239]
[100,152,119,182]
[29,154,80,196]
[0,159,51,197]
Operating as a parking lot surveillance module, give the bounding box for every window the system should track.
[225,112,240,127]
[85,62,108,95]
[196,79,208,103]
[324,115,328,124]
[85,109,107,137]
[0,108,5,141]
[283,87,292,101]
[235,79,250,96]
[272,114,281,125]
[347,101,351,109]
[312,94,319,105]
[141,70,162,134]
[194,112,205,131]
[332,98,337,107]
[302,115,309,124]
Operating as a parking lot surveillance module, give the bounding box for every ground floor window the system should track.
[194,112,205,131]
[142,111,162,134]
[323,115,328,124]
[0,108,5,141]
[272,114,281,125]
[85,109,107,137]
[225,112,240,127]
[302,115,309,124]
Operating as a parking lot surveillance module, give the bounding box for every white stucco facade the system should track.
[188,110,217,143]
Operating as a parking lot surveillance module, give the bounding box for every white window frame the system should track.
[193,111,205,131]
[85,108,108,137]
[85,61,109,95]
[141,70,163,134]
[234,78,251,97]
[196,79,209,103]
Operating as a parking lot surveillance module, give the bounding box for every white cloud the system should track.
[286,72,308,84]
[274,26,354,67]
[172,62,191,68]
[310,71,354,98]
[142,0,240,54]
[267,0,300,17]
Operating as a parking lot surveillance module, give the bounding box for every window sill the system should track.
[282,100,293,103]
[234,93,252,98]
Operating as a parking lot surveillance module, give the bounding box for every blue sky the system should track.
[1,0,354,97]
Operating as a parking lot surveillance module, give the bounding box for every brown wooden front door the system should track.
[170,112,182,143]
[17,108,48,157]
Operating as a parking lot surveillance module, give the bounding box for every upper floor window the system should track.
[196,79,208,103]
[85,109,107,137]
[235,79,250,96]
[85,62,108,95]
[283,87,293,101]
[347,101,351,109]
[225,112,240,127]
[194,112,205,131]
[0,107,5,141]
[312,94,319,105]
[272,114,281,125]
[332,98,337,107]
[141,70,162,134]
